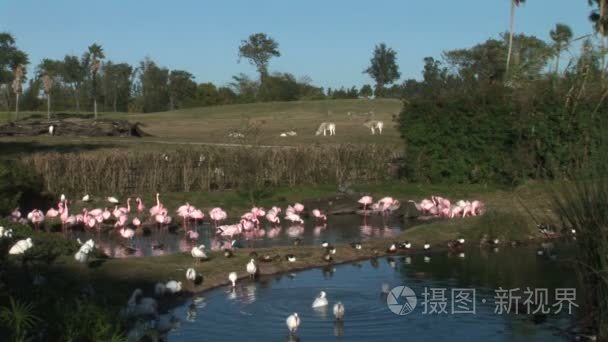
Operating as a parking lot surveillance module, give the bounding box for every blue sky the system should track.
[0,0,594,89]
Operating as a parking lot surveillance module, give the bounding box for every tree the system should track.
[550,23,573,74]
[589,0,608,74]
[87,43,105,119]
[10,51,28,119]
[360,84,373,98]
[506,0,526,73]
[238,33,281,81]
[0,33,28,117]
[168,70,196,110]
[136,57,169,112]
[38,59,60,120]
[103,61,133,112]
[60,54,87,112]
[230,73,259,103]
[364,43,401,95]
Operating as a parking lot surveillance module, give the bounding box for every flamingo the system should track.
[102,208,111,221]
[120,227,135,240]
[358,196,373,212]
[136,197,145,214]
[312,209,327,222]
[266,211,280,224]
[190,209,204,224]
[27,209,45,230]
[176,203,193,225]
[186,229,199,241]
[209,207,227,225]
[60,200,70,230]
[46,207,59,218]
[285,212,303,224]
[132,217,141,228]
[293,203,305,213]
[115,215,128,229]
[149,193,163,217]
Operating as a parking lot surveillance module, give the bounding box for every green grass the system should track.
[0,99,403,150]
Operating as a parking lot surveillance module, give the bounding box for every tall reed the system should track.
[22,144,402,195]
[551,129,608,338]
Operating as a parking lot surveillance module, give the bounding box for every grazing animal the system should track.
[315,122,336,136]
[228,272,238,288]
[333,302,345,320]
[312,291,328,308]
[286,313,300,334]
[363,120,384,135]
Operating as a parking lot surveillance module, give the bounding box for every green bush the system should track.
[0,159,44,216]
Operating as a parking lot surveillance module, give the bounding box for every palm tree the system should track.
[10,51,28,120]
[550,23,573,74]
[39,59,58,120]
[88,43,105,120]
[506,0,526,73]
[589,0,608,74]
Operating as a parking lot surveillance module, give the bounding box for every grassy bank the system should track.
[0,99,403,148]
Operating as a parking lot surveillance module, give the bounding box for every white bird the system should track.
[165,280,182,294]
[60,194,66,202]
[74,250,89,263]
[9,238,33,255]
[107,196,119,204]
[423,243,431,250]
[186,268,197,281]
[228,272,238,287]
[286,313,300,334]
[246,259,257,279]
[191,245,207,261]
[333,302,345,320]
[0,226,13,238]
[457,238,465,244]
[312,291,328,308]
[82,194,91,202]
[48,125,54,135]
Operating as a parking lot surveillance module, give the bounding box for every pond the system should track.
[163,243,578,341]
[72,214,414,257]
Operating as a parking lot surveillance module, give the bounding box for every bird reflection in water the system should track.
[313,224,327,237]
[322,265,336,279]
[334,321,345,337]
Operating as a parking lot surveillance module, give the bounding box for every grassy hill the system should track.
[0,99,403,149]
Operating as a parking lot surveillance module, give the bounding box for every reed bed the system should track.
[552,176,608,338]
[22,144,403,195]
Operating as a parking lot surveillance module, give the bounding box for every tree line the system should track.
[398,0,608,184]
[0,31,404,116]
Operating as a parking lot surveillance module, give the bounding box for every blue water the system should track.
[164,245,577,341]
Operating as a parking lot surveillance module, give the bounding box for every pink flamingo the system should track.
[186,230,199,241]
[114,215,128,229]
[190,209,204,224]
[27,209,45,230]
[216,224,241,238]
[46,207,59,218]
[176,202,193,226]
[132,217,141,229]
[209,207,227,225]
[119,227,135,240]
[285,212,304,224]
[60,201,70,230]
[358,196,373,214]
[149,193,163,217]
[240,219,255,232]
[88,208,103,217]
[293,203,305,214]
[11,207,22,220]
[312,209,327,222]
[117,198,131,215]
[136,197,145,214]
[102,208,111,221]
[266,211,280,225]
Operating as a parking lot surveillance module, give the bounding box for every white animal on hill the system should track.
[280,131,297,137]
[315,122,336,136]
[363,120,384,135]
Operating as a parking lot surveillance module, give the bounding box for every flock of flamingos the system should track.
[2,192,486,336]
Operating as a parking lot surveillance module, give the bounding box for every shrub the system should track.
[0,159,44,216]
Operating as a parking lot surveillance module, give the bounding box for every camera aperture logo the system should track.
[387,286,417,315]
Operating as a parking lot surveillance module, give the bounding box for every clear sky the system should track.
[0,0,594,89]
